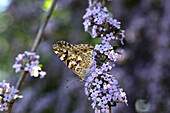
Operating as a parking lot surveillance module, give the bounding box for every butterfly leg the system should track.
[79,75,83,81]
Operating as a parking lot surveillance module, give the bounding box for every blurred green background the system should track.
[0,0,170,113]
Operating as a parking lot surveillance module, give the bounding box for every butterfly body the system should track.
[53,41,94,81]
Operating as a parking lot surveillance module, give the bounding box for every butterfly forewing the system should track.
[53,41,94,81]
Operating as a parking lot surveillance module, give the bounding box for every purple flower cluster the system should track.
[93,43,118,62]
[0,80,19,111]
[12,51,46,78]
[83,1,127,113]
[83,2,125,45]
[85,63,127,112]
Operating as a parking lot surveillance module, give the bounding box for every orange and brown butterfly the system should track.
[53,41,94,81]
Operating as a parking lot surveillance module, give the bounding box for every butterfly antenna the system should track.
[65,79,79,88]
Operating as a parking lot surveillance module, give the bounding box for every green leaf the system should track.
[42,0,53,11]
[113,45,119,50]
[107,7,112,11]
[95,36,101,38]
[101,1,106,8]
[39,64,43,68]
[115,29,122,34]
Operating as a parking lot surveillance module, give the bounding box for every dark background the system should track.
[0,0,170,113]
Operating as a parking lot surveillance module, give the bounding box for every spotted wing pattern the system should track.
[53,41,94,81]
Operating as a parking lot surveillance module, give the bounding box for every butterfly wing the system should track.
[53,41,73,66]
[72,44,94,80]
[53,41,94,81]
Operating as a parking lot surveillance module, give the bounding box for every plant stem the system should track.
[103,0,106,6]
[7,0,58,113]
[109,106,112,113]
[16,71,29,90]
[31,0,58,52]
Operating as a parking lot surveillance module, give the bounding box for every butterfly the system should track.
[53,41,94,81]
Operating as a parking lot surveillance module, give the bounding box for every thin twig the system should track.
[16,71,29,90]
[109,106,112,113]
[103,0,106,6]
[31,0,58,52]
[7,0,58,113]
